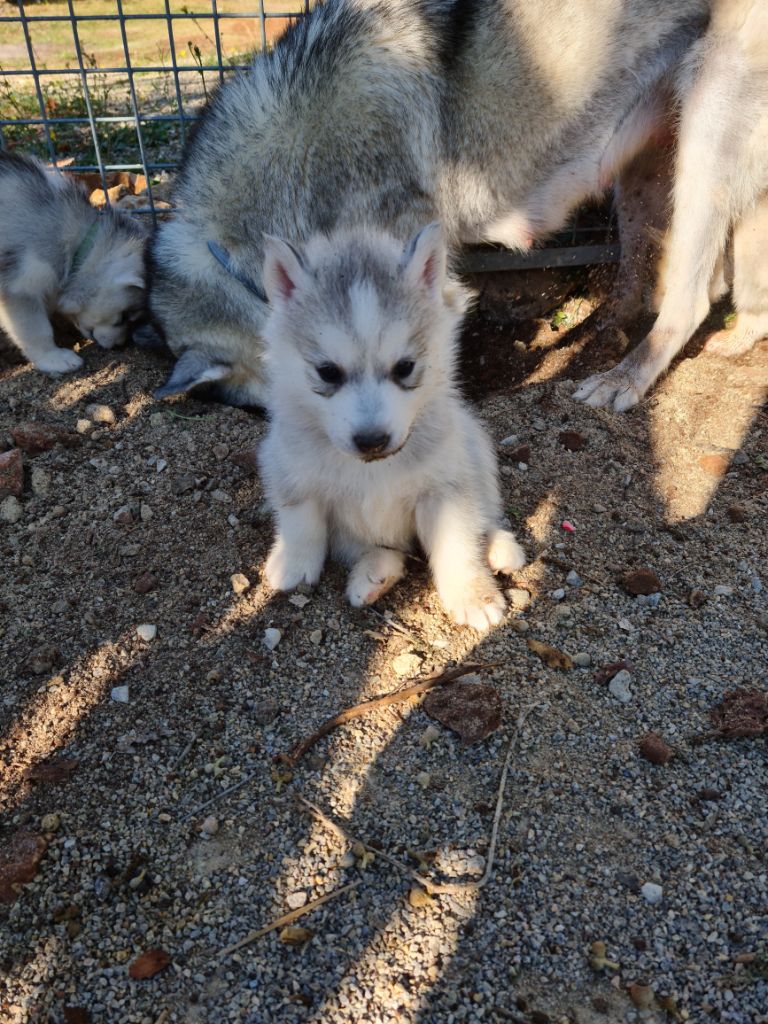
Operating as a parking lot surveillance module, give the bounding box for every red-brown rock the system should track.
[11,422,79,456]
[0,831,48,903]
[0,448,23,500]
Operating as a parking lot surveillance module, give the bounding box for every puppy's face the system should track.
[262,225,465,461]
[61,242,145,350]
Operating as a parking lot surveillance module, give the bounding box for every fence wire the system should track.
[0,0,616,269]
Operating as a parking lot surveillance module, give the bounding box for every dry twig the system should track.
[217,880,360,958]
[182,771,258,822]
[298,702,543,895]
[277,662,499,767]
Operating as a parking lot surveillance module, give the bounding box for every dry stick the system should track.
[217,880,360,959]
[182,771,259,822]
[277,662,499,768]
[298,702,543,896]
[153,1011,170,1024]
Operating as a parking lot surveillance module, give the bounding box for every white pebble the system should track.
[200,815,219,836]
[608,669,633,703]
[566,570,582,587]
[550,588,566,601]
[289,594,311,609]
[573,652,591,668]
[499,434,519,446]
[0,496,22,524]
[286,891,308,910]
[231,573,250,595]
[264,627,282,650]
[85,403,116,425]
[309,629,323,645]
[111,685,130,703]
[714,585,734,596]
[136,623,157,642]
[641,882,663,904]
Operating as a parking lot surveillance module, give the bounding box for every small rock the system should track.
[230,449,260,474]
[27,645,61,675]
[173,473,196,496]
[731,449,748,466]
[139,503,153,522]
[251,698,280,725]
[40,813,61,832]
[714,584,734,596]
[408,886,432,908]
[510,618,529,633]
[200,816,219,836]
[639,732,675,765]
[0,496,22,524]
[289,594,311,609]
[212,443,229,461]
[752,577,762,594]
[286,891,307,910]
[628,982,654,1009]
[506,587,531,610]
[230,572,250,595]
[618,617,634,632]
[416,771,431,789]
[155,458,167,473]
[699,453,729,476]
[133,572,158,595]
[112,505,134,525]
[559,430,586,451]
[0,449,23,500]
[309,629,323,645]
[210,489,231,503]
[75,419,92,434]
[392,652,422,677]
[11,422,79,455]
[573,652,591,668]
[688,588,708,609]
[339,852,356,868]
[499,434,518,446]
[608,669,633,703]
[505,443,530,464]
[149,412,164,428]
[550,588,566,601]
[565,570,582,587]
[279,926,313,945]
[640,882,663,904]
[110,685,129,703]
[622,568,662,596]
[136,624,157,642]
[30,466,51,497]
[419,725,441,748]
[84,403,116,426]
[264,627,282,651]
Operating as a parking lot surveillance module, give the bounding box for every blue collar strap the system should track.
[70,220,100,277]
[207,240,268,304]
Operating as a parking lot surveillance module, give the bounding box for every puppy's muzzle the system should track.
[353,430,391,460]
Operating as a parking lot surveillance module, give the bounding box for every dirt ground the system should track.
[0,270,767,1024]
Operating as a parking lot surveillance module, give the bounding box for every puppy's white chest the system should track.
[330,477,415,551]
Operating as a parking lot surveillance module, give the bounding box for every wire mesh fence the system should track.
[0,0,617,270]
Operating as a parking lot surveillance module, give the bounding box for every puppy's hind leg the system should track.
[0,293,83,374]
[346,548,406,607]
[416,495,506,632]
[264,499,327,592]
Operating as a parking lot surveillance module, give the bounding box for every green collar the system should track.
[70,220,100,277]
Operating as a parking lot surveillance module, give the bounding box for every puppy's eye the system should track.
[317,362,345,385]
[393,358,415,381]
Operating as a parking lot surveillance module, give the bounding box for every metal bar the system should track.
[458,244,620,274]
[163,0,188,148]
[0,115,198,127]
[211,0,226,84]
[14,0,56,163]
[0,64,250,76]
[114,0,157,226]
[65,0,110,205]
[258,0,268,54]
[0,11,304,22]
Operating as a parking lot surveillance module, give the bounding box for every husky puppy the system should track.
[258,224,525,630]
[147,0,711,407]
[0,152,145,375]
[575,0,768,408]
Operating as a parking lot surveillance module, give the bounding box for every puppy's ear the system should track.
[154,349,229,399]
[114,270,145,291]
[262,235,308,306]
[400,222,446,295]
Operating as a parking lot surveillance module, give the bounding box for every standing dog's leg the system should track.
[264,499,327,591]
[706,193,768,357]
[416,495,506,631]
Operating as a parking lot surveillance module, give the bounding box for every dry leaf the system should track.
[621,568,661,595]
[527,638,573,670]
[639,733,675,765]
[559,430,586,451]
[279,926,313,945]
[25,757,79,783]
[63,1009,92,1024]
[710,689,768,738]
[422,682,502,743]
[128,948,171,979]
[408,886,432,908]
[594,660,634,685]
[0,831,48,903]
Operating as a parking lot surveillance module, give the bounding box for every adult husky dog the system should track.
[147,0,713,408]
[258,224,526,629]
[0,152,145,375]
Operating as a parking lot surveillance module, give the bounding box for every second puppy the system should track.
[258,224,525,631]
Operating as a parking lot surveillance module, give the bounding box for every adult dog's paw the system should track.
[264,540,323,592]
[34,347,83,375]
[572,367,642,411]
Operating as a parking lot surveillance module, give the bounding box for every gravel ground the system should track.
[1,275,767,1024]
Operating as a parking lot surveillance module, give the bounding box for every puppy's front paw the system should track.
[34,347,84,376]
[264,539,324,592]
[487,529,526,574]
[705,326,759,358]
[441,575,506,632]
[572,367,642,411]
[347,548,406,607]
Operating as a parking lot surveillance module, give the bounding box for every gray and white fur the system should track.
[147,0,712,407]
[258,223,526,630]
[0,151,145,375]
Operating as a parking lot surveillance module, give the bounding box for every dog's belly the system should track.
[328,488,417,563]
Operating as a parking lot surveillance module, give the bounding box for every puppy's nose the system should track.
[353,430,391,456]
